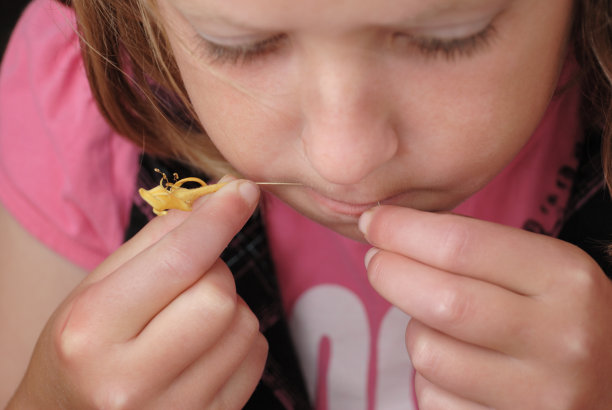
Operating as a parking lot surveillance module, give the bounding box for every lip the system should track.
[306,188,382,218]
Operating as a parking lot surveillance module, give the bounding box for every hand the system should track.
[360,205,612,410]
[9,179,268,409]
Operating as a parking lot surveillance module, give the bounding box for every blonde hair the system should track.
[68,0,233,178]
[66,0,612,190]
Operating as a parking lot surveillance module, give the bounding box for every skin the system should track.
[4,180,268,409]
[3,0,612,408]
[161,0,572,239]
[361,206,612,408]
[158,0,612,407]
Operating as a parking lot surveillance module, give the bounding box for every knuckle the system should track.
[557,323,595,365]
[56,326,90,366]
[156,232,194,274]
[55,326,91,367]
[553,244,603,295]
[365,250,387,287]
[537,378,590,410]
[54,292,98,365]
[568,262,601,297]
[202,186,253,222]
[236,303,262,341]
[92,382,143,410]
[254,331,269,358]
[405,323,438,376]
[199,280,238,320]
[414,378,437,410]
[436,219,471,269]
[187,264,238,326]
[433,287,472,326]
[248,331,270,379]
[253,334,270,376]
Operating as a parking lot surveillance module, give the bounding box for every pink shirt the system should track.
[0,0,140,270]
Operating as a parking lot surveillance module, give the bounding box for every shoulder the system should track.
[0,0,141,271]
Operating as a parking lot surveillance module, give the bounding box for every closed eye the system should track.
[193,20,498,66]
[404,22,498,60]
[194,33,288,65]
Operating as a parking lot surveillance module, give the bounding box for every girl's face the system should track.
[159,0,575,239]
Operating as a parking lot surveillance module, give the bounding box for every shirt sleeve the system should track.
[0,0,140,271]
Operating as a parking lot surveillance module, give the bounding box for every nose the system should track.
[299,56,399,185]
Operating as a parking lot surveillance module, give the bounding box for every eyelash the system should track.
[195,34,288,65]
[195,24,497,66]
[407,23,497,60]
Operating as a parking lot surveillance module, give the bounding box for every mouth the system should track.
[305,188,385,218]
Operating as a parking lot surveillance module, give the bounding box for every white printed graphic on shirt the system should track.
[290,285,416,410]
[377,307,417,410]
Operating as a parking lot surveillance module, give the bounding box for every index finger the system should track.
[67,180,260,341]
[358,205,589,295]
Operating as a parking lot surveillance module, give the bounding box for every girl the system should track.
[1,0,612,408]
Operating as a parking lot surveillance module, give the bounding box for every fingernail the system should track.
[364,247,380,268]
[359,208,375,236]
[238,180,260,204]
[218,174,237,184]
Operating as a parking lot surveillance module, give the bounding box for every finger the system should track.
[414,372,492,410]
[65,180,260,342]
[406,319,527,408]
[89,175,239,282]
[129,260,238,376]
[208,332,268,409]
[160,298,265,408]
[367,249,537,353]
[359,206,589,295]
[89,210,189,281]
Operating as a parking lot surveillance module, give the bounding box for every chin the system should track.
[290,201,369,242]
[326,220,367,242]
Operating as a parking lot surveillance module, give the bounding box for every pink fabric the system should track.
[264,197,392,409]
[264,61,582,409]
[0,0,140,270]
[453,78,581,233]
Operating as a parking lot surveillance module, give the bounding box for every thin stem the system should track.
[255,182,303,186]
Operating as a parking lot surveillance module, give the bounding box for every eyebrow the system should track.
[175,1,261,30]
[419,0,497,15]
[178,0,505,31]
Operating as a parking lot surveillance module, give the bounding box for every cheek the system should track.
[171,53,297,180]
[398,16,569,190]
[158,2,297,180]
[194,86,297,180]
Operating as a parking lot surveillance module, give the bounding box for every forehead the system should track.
[173,0,510,30]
